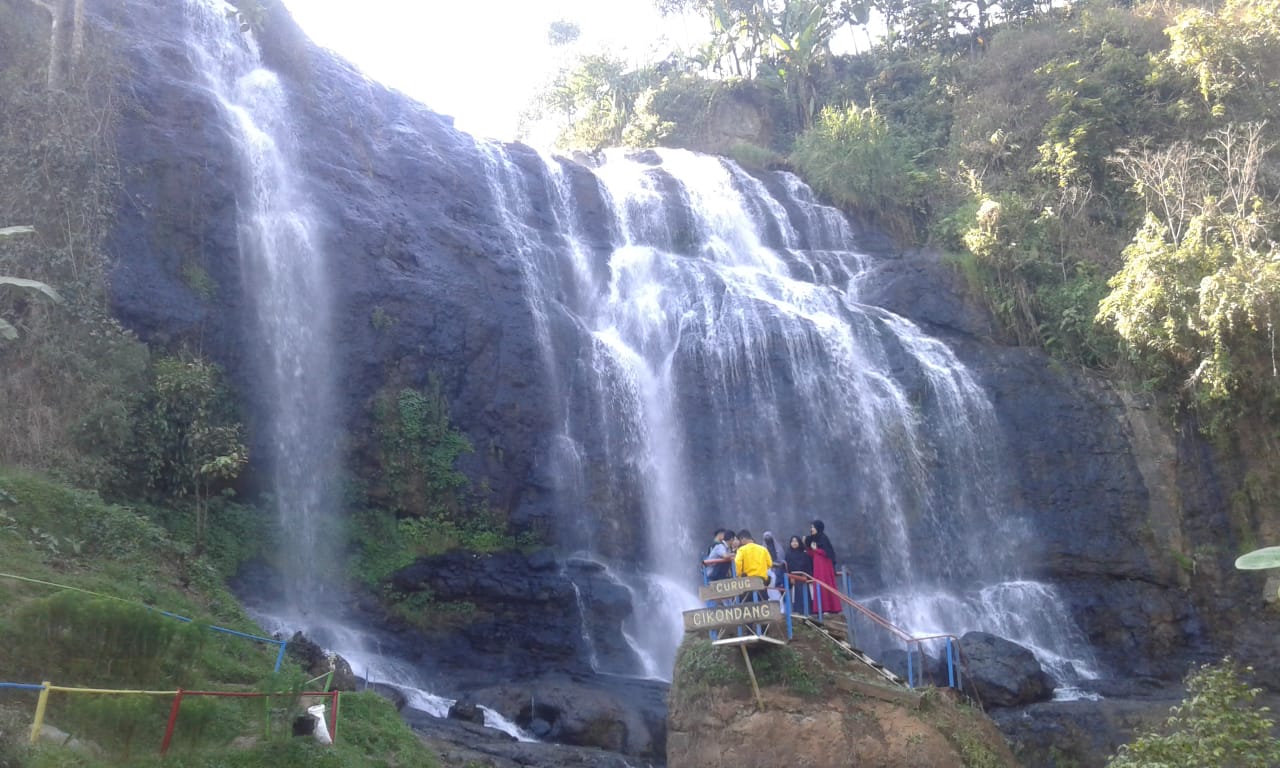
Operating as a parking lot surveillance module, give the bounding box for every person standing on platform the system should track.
[733,529,773,602]
[805,520,842,621]
[704,528,732,582]
[784,534,811,610]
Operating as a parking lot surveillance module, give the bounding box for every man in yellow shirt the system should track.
[734,529,773,593]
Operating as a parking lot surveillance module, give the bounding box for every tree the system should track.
[765,0,837,128]
[136,357,247,555]
[23,0,86,90]
[1107,660,1280,768]
[523,53,660,150]
[1099,123,1278,410]
[0,226,62,341]
[1161,0,1280,122]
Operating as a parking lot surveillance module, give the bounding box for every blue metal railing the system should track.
[699,560,967,691]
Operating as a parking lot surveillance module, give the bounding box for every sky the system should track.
[281,0,700,142]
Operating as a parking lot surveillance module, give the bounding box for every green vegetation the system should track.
[12,691,432,768]
[1107,660,1280,768]
[0,469,440,767]
[374,382,472,518]
[347,378,537,619]
[133,356,248,556]
[791,103,925,238]
[674,630,830,703]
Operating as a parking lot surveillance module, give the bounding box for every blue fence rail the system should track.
[1,572,287,672]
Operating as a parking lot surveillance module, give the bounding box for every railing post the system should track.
[906,644,915,688]
[329,691,339,745]
[274,640,287,672]
[783,573,793,640]
[953,639,962,691]
[28,681,50,744]
[160,689,184,755]
[946,637,956,689]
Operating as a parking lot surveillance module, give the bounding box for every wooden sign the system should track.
[698,576,766,602]
[683,600,781,632]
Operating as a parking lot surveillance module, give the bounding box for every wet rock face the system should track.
[471,674,669,760]
[101,0,557,529]
[286,631,359,692]
[389,550,649,681]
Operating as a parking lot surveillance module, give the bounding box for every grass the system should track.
[0,467,440,767]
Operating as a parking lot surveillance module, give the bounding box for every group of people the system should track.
[702,521,843,618]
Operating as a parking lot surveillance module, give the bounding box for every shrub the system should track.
[791,103,925,240]
[1107,659,1280,768]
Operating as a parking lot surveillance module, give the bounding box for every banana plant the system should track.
[0,225,63,341]
[766,0,836,129]
[1235,546,1280,599]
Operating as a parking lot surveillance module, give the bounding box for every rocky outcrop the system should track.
[386,549,668,759]
[470,674,668,760]
[390,550,646,680]
[959,632,1054,708]
[405,708,645,768]
[286,631,359,692]
[667,628,1019,768]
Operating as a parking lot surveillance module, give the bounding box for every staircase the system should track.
[699,560,969,694]
[799,615,907,687]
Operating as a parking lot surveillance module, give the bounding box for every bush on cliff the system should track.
[1107,659,1280,768]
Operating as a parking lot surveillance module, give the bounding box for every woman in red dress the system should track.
[805,520,842,618]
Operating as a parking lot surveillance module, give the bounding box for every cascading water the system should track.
[477,145,1100,684]
[186,0,1096,699]
[179,0,537,728]
[183,0,336,617]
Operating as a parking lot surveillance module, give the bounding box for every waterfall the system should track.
[477,146,1100,683]
[183,0,337,617]
[181,0,1097,690]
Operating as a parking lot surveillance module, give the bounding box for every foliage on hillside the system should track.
[0,469,440,768]
[530,0,1280,437]
[346,376,538,631]
[1106,660,1280,768]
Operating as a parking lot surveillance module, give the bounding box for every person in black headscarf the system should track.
[804,519,841,617]
[783,534,812,610]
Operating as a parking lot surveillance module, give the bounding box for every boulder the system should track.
[370,682,408,711]
[286,631,359,692]
[470,674,668,760]
[960,632,1055,708]
[448,699,486,725]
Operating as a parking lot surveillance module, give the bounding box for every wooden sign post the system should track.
[682,600,781,632]
[683,589,782,713]
[697,576,765,603]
